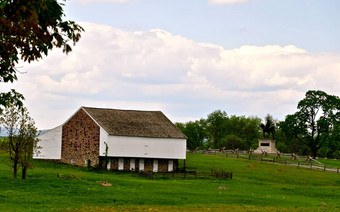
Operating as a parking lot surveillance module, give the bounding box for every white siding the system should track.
[99,127,109,156]
[33,126,62,159]
[100,135,186,159]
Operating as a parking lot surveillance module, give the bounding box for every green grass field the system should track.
[0,151,339,211]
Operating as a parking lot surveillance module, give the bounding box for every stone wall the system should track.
[158,159,168,172]
[61,109,100,166]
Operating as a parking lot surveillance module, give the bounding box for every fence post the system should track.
[298,161,300,167]
[310,162,312,169]
[237,154,239,159]
[272,158,275,164]
[249,155,250,160]
[285,160,287,166]
[324,165,326,172]
[337,168,339,173]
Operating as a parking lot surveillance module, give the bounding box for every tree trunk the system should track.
[311,146,317,159]
[13,160,18,179]
[22,166,27,179]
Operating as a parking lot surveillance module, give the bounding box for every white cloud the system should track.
[11,22,340,129]
[209,0,253,5]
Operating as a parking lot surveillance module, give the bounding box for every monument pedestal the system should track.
[254,139,278,154]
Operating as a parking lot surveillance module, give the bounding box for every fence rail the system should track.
[137,169,232,180]
[192,149,339,173]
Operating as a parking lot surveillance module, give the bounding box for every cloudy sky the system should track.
[4,0,340,129]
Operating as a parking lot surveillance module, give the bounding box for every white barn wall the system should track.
[33,125,62,159]
[99,127,109,156]
[100,135,186,159]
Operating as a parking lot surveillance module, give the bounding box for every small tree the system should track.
[103,141,109,170]
[0,104,39,179]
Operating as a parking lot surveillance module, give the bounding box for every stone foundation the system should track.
[102,157,178,172]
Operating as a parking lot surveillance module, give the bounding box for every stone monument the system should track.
[255,114,278,154]
[254,139,278,154]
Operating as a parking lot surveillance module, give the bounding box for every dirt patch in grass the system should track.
[245,164,258,168]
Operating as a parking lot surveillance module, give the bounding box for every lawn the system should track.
[0,151,339,211]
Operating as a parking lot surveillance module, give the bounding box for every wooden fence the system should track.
[193,149,339,173]
[137,168,232,180]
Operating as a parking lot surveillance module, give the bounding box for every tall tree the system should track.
[0,0,84,113]
[280,90,340,158]
[0,104,39,179]
[206,110,228,148]
[175,119,207,150]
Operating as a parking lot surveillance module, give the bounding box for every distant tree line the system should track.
[176,111,262,151]
[176,90,340,159]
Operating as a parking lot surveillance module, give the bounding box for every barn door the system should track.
[130,158,136,170]
[118,158,124,170]
[153,159,158,172]
[168,160,173,172]
[107,161,111,170]
[139,159,144,171]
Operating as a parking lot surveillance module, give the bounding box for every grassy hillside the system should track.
[0,151,339,211]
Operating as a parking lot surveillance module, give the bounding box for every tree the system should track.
[280,90,340,158]
[175,119,207,150]
[0,0,84,113]
[206,110,228,148]
[0,104,39,179]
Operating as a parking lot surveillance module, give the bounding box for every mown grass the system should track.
[316,158,340,168]
[0,151,339,211]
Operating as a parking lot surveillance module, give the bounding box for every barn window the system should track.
[260,143,270,146]
[71,159,76,164]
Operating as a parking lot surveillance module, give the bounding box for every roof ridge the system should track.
[82,106,162,113]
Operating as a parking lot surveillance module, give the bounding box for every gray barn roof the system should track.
[82,107,187,139]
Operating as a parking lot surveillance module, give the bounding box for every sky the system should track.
[3,0,340,129]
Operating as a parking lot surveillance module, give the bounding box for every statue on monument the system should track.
[254,114,278,154]
[260,114,276,139]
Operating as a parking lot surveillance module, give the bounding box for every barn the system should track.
[33,107,187,172]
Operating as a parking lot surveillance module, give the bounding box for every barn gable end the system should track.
[61,108,100,166]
